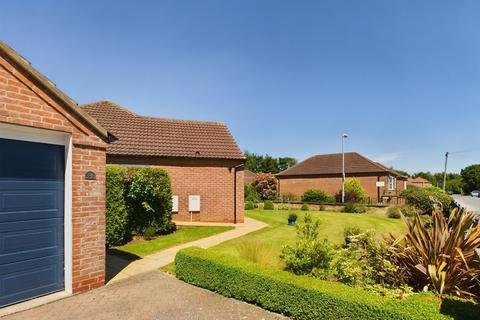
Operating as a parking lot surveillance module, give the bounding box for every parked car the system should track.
[470,190,480,197]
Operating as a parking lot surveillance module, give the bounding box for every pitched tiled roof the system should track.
[81,100,244,160]
[277,152,405,177]
[408,177,432,184]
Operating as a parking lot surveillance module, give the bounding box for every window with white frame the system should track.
[388,176,397,190]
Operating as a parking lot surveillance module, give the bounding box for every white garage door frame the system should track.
[0,122,73,296]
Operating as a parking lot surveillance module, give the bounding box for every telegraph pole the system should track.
[442,152,449,191]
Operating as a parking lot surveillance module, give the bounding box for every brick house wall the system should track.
[0,56,107,293]
[108,156,244,223]
[278,174,406,200]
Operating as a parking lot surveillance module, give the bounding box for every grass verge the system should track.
[111,226,233,257]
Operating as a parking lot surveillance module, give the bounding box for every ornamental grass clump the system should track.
[387,208,480,300]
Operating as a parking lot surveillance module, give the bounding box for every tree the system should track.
[461,164,480,193]
[390,167,409,177]
[259,155,280,174]
[244,150,297,174]
[278,157,297,172]
[252,172,278,200]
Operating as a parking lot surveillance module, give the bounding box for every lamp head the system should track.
[342,133,348,139]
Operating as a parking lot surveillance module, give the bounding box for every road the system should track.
[453,195,480,214]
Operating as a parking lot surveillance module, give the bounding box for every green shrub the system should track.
[300,203,310,211]
[125,167,175,235]
[343,225,362,239]
[244,183,260,203]
[280,213,334,279]
[175,247,468,320]
[400,186,453,214]
[277,203,291,210]
[341,203,367,213]
[335,178,366,203]
[263,200,274,210]
[387,207,401,219]
[334,230,400,287]
[143,225,158,240]
[280,192,299,203]
[288,212,298,221]
[301,189,334,203]
[244,201,255,210]
[105,165,129,247]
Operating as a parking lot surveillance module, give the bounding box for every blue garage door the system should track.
[0,138,65,307]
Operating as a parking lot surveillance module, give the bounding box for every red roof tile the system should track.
[82,101,244,160]
[277,152,405,177]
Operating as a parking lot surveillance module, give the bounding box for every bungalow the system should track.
[407,177,433,188]
[276,152,407,202]
[0,41,111,307]
[82,101,245,223]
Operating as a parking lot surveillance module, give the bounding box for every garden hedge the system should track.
[175,247,479,320]
[105,165,174,247]
[105,165,129,247]
[124,166,174,235]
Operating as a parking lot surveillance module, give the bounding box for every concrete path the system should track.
[4,271,286,320]
[106,217,267,283]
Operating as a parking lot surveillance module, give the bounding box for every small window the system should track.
[388,176,397,190]
[172,195,179,213]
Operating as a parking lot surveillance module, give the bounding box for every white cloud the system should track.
[372,152,401,164]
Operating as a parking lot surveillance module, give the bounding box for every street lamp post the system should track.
[341,133,348,203]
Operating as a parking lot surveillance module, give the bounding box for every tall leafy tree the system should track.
[244,150,297,174]
[461,164,480,193]
[278,157,297,172]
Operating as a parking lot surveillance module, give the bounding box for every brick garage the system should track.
[277,152,407,202]
[83,101,245,223]
[0,41,112,307]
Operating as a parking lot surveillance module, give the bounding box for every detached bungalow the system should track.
[276,152,407,202]
[83,101,245,223]
[407,177,432,188]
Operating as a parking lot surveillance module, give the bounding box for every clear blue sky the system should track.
[1,0,479,173]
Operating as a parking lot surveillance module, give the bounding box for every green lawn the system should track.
[210,209,405,269]
[112,226,233,257]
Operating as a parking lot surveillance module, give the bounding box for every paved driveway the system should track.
[453,195,480,214]
[4,271,286,320]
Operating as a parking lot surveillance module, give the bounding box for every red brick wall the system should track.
[279,174,407,200]
[108,156,245,223]
[0,56,107,293]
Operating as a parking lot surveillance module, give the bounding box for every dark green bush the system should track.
[244,183,260,203]
[175,247,463,320]
[400,187,453,214]
[263,200,274,210]
[341,203,367,213]
[105,165,129,247]
[387,207,401,219]
[300,203,310,211]
[125,167,175,235]
[245,201,255,210]
[301,189,334,203]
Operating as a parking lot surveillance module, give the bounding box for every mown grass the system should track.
[210,209,405,268]
[112,226,233,257]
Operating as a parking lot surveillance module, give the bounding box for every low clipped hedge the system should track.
[175,248,478,320]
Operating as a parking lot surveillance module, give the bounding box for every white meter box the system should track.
[188,195,201,212]
[172,195,179,212]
